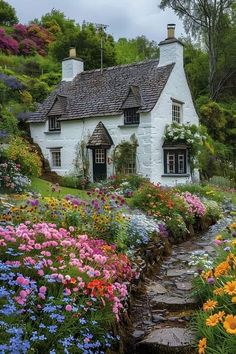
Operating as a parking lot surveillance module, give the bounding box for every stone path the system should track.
[130,216,233,354]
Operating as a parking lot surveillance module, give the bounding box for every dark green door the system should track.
[93,148,107,181]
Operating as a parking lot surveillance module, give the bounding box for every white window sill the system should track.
[44,131,61,134]
[118,124,139,128]
[162,174,190,177]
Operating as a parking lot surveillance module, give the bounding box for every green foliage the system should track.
[60,175,90,190]
[5,136,42,177]
[0,0,18,26]
[115,36,159,64]
[26,78,50,103]
[199,101,227,141]
[0,106,19,135]
[113,134,138,175]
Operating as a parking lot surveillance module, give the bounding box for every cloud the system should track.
[7,0,185,42]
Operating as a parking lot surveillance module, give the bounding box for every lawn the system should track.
[30,177,89,199]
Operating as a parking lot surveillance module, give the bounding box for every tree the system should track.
[160,0,234,99]
[115,36,159,65]
[0,0,18,26]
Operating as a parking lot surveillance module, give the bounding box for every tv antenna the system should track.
[94,23,109,73]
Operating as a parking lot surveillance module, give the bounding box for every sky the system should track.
[7,0,185,42]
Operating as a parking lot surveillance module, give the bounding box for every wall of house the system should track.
[30,112,152,181]
[150,59,199,187]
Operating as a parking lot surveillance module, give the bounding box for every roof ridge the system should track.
[80,58,159,75]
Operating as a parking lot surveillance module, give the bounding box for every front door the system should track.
[93,148,107,181]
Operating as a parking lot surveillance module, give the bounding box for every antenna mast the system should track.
[95,23,109,73]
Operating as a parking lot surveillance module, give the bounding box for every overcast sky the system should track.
[7,0,185,42]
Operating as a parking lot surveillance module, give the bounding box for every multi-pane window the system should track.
[124,108,140,125]
[51,149,61,167]
[164,149,187,174]
[95,149,105,164]
[49,116,61,131]
[124,162,136,175]
[167,152,175,174]
[172,103,182,123]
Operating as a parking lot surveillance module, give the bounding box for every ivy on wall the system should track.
[113,134,138,174]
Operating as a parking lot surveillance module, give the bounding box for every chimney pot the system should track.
[69,47,76,58]
[167,24,175,39]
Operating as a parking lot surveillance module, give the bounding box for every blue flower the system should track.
[79,318,86,325]
[48,325,58,333]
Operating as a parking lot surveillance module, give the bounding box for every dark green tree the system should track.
[0,0,18,26]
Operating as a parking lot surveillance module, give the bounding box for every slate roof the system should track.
[28,59,174,123]
[87,121,113,148]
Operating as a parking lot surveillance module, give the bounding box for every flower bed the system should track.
[193,221,236,354]
[0,161,31,193]
[0,222,136,353]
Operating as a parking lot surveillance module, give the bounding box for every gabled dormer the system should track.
[47,95,68,132]
[121,85,142,125]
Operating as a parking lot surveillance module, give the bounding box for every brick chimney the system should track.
[158,24,184,67]
[62,47,84,81]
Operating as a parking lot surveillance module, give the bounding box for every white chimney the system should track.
[158,24,184,67]
[62,47,84,81]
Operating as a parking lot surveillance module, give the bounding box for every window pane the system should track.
[51,150,61,167]
[167,152,175,173]
[95,149,105,164]
[178,154,185,173]
[172,104,181,123]
[124,108,140,125]
[49,116,61,131]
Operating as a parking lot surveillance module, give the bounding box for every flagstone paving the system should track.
[130,215,233,354]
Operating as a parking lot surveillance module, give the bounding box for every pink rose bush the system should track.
[0,222,136,352]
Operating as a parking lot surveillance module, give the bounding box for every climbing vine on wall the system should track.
[113,134,138,174]
[74,140,89,178]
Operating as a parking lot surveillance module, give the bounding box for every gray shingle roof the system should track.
[87,121,113,148]
[28,60,174,123]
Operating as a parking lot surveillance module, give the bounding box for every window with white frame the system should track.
[51,149,61,167]
[48,116,61,131]
[95,149,105,164]
[164,149,187,174]
[172,103,182,123]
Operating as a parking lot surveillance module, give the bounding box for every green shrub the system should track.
[60,175,89,190]
[202,198,222,220]
[4,136,42,177]
[209,175,235,189]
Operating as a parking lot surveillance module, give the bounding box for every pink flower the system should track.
[16,276,30,286]
[37,269,44,276]
[65,304,72,312]
[39,286,47,294]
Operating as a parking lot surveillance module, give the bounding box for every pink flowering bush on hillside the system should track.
[0,222,136,352]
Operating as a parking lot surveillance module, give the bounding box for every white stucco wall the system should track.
[150,43,199,186]
[30,112,152,181]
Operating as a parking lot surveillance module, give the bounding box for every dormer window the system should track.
[124,108,140,125]
[49,116,61,131]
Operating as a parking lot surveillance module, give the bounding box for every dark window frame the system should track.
[48,115,61,131]
[124,108,140,125]
[164,149,187,174]
[50,148,61,168]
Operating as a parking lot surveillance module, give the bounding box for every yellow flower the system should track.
[206,313,220,327]
[203,299,218,312]
[214,261,230,278]
[216,311,225,321]
[223,315,236,334]
[231,296,236,303]
[215,234,222,240]
[230,222,236,229]
[201,270,213,281]
[224,281,236,295]
[198,337,207,354]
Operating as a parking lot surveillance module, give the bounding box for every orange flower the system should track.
[216,311,225,321]
[223,314,236,334]
[231,296,236,303]
[202,270,213,281]
[198,337,207,354]
[214,261,230,278]
[224,281,236,295]
[203,299,218,312]
[70,277,76,284]
[206,313,220,327]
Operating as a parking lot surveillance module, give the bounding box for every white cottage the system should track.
[29,24,199,186]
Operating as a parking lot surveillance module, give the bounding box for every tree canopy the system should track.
[0,0,18,26]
